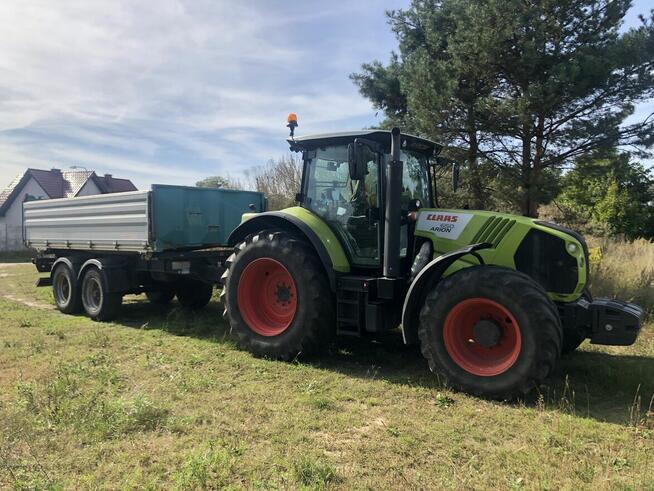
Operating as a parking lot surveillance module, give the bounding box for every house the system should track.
[0,168,137,251]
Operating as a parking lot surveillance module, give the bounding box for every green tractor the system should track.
[221,119,643,399]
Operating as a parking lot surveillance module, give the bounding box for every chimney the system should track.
[104,174,112,179]
[51,168,61,174]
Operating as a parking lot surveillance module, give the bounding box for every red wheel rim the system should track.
[443,298,521,377]
[237,258,297,336]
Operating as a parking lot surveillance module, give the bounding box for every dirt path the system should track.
[1,294,51,310]
[0,262,52,309]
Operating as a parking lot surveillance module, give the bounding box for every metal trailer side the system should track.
[24,190,151,253]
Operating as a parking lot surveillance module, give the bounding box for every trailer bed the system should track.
[23,184,265,253]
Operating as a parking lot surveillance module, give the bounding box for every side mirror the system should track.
[347,140,372,180]
[452,163,460,193]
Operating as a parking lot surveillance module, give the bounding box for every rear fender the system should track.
[78,257,131,293]
[401,243,493,344]
[51,256,83,280]
[227,211,349,291]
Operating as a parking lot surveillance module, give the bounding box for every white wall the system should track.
[1,178,48,251]
[76,179,101,196]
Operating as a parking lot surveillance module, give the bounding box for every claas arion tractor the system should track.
[221,116,643,399]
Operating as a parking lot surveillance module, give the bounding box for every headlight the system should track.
[567,243,578,254]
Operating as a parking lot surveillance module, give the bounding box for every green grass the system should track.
[0,263,653,489]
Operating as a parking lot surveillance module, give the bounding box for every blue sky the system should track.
[0,0,652,191]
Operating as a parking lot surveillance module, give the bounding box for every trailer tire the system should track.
[146,286,176,305]
[52,263,82,314]
[221,229,335,360]
[176,279,213,309]
[80,267,122,321]
[418,266,562,400]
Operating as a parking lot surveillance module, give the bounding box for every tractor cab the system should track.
[289,130,440,276]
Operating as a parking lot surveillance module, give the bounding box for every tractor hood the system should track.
[415,208,589,303]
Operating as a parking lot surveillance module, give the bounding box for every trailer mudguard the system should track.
[78,257,131,294]
[401,242,493,345]
[227,209,350,291]
[51,256,82,278]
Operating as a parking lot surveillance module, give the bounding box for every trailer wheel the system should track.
[418,266,562,399]
[52,263,82,314]
[146,286,176,305]
[80,266,122,321]
[221,230,335,360]
[176,279,213,309]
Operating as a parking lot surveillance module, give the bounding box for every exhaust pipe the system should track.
[383,127,402,278]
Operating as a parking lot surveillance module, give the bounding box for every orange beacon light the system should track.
[287,113,298,138]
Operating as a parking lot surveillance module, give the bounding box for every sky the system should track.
[0,0,652,191]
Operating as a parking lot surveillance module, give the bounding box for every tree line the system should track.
[200,0,654,239]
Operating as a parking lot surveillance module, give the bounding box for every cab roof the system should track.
[287,130,441,155]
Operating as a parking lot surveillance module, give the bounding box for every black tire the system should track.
[176,279,213,309]
[80,267,122,321]
[418,266,562,399]
[146,286,176,305]
[51,263,82,314]
[221,230,335,360]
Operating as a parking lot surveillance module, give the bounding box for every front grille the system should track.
[514,229,579,294]
[535,220,590,277]
[472,216,516,247]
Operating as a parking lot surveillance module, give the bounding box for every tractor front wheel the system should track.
[418,266,562,399]
[221,230,335,360]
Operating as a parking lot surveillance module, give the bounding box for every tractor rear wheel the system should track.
[418,266,562,399]
[221,230,335,360]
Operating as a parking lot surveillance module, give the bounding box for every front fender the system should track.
[401,243,492,344]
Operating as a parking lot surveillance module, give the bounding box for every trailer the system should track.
[24,184,265,320]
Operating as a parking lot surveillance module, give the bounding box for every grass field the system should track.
[0,261,653,490]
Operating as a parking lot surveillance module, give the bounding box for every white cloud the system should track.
[0,0,403,190]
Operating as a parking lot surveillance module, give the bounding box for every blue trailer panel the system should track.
[150,185,266,252]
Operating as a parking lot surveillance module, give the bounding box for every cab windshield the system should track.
[303,143,432,267]
[395,150,431,208]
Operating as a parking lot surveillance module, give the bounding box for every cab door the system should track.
[303,144,381,267]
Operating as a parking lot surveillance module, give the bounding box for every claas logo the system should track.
[426,214,458,223]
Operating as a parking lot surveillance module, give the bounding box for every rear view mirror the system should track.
[452,163,460,193]
[432,156,460,193]
[347,140,373,181]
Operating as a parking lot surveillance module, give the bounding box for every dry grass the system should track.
[0,263,653,489]
[588,237,654,318]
